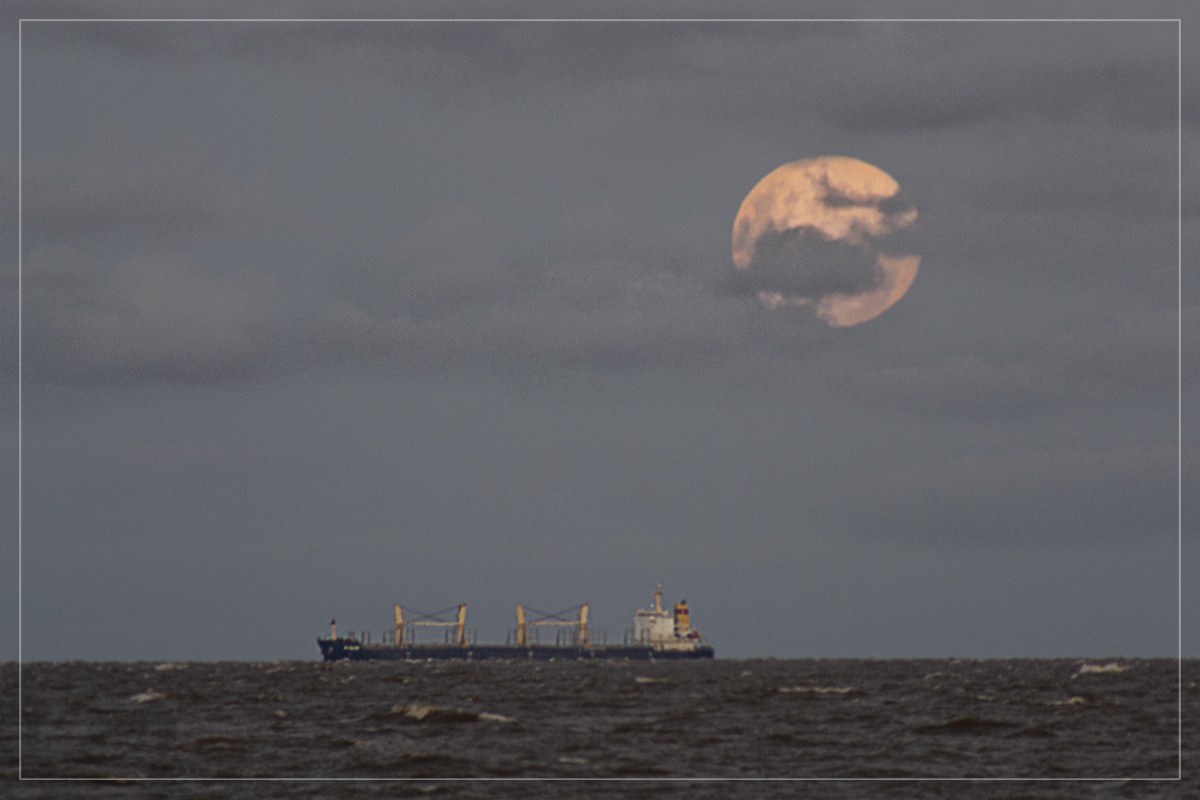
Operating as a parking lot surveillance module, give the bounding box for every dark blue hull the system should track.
[317,639,714,662]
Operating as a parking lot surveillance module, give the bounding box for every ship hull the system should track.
[317,639,714,662]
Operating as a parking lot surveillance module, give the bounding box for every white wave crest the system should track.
[129,690,167,703]
[392,702,515,723]
[779,686,857,695]
[1077,662,1129,674]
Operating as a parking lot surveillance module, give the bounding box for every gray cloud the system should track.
[36,17,1181,144]
[22,189,745,382]
[843,355,1070,419]
[23,140,297,244]
[818,24,1179,133]
[16,17,1180,389]
[822,443,1177,546]
[314,255,738,372]
[835,306,1185,420]
[25,249,284,382]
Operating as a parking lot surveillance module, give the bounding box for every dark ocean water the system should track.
[3,658,1195,798]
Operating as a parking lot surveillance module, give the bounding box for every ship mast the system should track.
[515,604,528,647]
[455,603,468,647]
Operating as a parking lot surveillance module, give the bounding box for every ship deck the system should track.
[317,639,714,661]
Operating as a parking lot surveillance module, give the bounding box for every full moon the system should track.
[731,157,919,327]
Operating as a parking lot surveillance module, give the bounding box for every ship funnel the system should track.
[673,600,691,636]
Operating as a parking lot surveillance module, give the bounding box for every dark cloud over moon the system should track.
[727,225,885,299]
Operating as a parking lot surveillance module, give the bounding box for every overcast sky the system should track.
[3,2,1196,660]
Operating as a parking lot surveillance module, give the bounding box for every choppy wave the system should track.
[915,715,1017,734]
[7,658,1185,784]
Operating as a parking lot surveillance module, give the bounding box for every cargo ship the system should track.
[317,584,713,661]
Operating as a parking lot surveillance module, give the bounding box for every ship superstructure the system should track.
[633,584,705,651]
